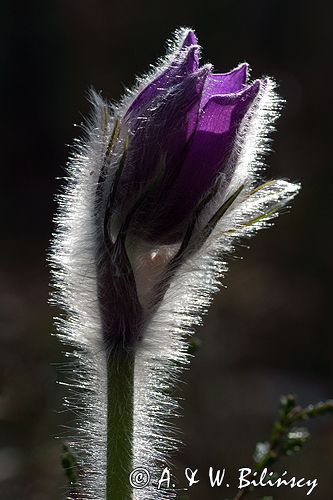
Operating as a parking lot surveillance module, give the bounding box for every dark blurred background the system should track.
[1,1,332,499]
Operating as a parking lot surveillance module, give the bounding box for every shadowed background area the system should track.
[1,1,332,499]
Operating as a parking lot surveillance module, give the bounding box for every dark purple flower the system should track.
[113,29,261,242]
[97,29,266,349]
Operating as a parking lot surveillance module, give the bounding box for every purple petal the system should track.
[126,37,200,117]
[200,63,248,109]
[185,64,212,139]
[152,81,261,232]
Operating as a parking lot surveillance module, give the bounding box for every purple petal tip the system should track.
[234,63,248,84]
[208,79,261,108]
[181,29,198,48]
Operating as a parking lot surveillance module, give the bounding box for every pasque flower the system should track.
[50,28,300,500]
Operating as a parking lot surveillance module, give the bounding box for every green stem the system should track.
[106,349,134,500]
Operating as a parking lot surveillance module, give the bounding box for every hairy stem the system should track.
[106,349,134,500]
